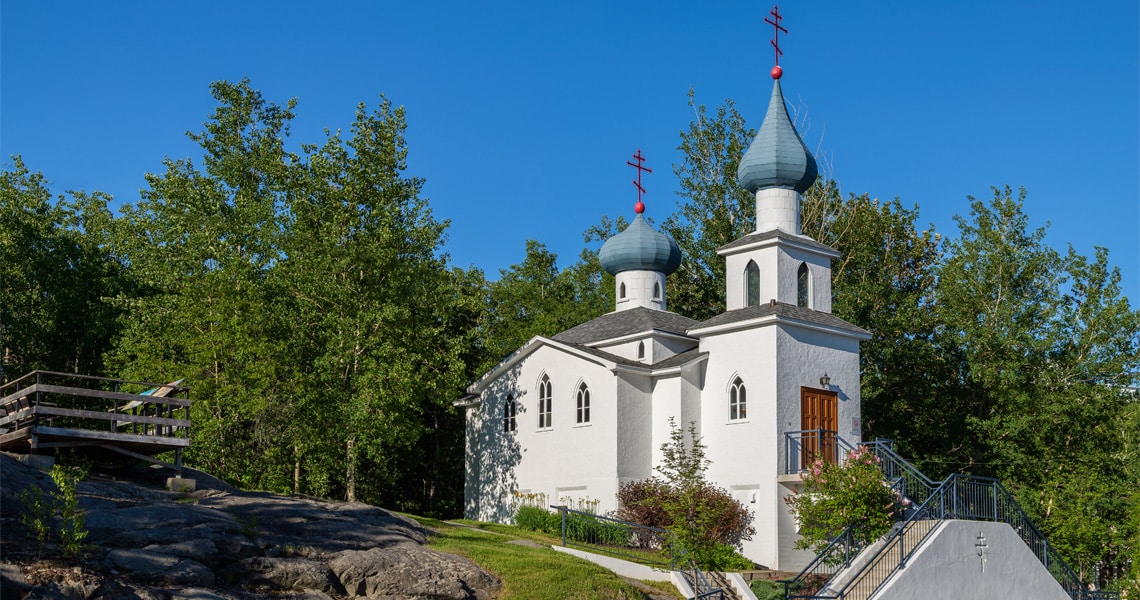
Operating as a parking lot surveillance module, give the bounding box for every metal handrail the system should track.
[550,505,674,569]
[783,429,857,474]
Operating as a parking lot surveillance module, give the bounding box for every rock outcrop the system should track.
[0,454,500,599]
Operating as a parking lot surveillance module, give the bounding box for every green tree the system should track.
[1,157,128,381]
[664,90,755,320]
[480,240,611,373]
[936,186,1139,587]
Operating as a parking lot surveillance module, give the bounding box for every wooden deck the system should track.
[0,371,190,472]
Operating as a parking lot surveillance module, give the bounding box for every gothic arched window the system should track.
[504,395,517,432]
[730,377,747,420]
[619,282,627,299]
[576,382,591,424]
[797,263,811,308]
[538,375,552,429]
[637,341,646,360]
[653,281,661,300]
[745,260,760,307]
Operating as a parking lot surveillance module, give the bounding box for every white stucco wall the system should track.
[615,270,667,312]
[722,239,834,312]
[775,325,862,451]
[696,325,781,568]
[465,346,621,521]
[755,187,801,234]
[872,521,1072,600]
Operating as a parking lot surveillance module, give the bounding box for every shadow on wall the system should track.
[466,366,524,524]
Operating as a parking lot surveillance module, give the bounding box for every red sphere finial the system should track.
[634,200,645,214]
[771,65,783,80]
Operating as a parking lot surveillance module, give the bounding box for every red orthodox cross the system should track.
[765,5,787,79]
[627,149,651,214]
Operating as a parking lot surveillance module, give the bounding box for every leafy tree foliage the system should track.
[664,90,755,320]
[1,157,128,381]
[103,80,474,516]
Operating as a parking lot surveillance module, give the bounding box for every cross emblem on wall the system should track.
[975,531,988,573]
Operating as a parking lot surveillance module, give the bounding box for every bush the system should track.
[515,505,551,531]
[695,543,755,571]
[616,419,755,570]
[784,446,902,553]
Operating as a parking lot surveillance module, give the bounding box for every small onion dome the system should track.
[599,214,682,276]
[736,79,818,194]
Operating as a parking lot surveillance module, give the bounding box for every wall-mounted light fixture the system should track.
[819,373,830,388]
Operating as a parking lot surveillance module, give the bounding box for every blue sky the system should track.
[3,1,1138,298]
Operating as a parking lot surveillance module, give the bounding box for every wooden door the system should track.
[801,387,839,466]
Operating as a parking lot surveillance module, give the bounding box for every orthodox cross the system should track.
[627,149,651,213]
[765,5,787,68]
[975,531,989,573]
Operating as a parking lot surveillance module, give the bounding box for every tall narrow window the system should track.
[637,341,646,360]
[538,375,552,429]
[652,281,661,300]
[797,263,811,308]
[730,377,747,420]
[504,395,516,432]
[619,282,627,299]
[745,261,760,307]
[576,382,591,424]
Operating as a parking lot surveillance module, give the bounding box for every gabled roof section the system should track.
[689,301,870,339]
[717,229,838,257]
[651,348,707,369]
[553,306,699,345]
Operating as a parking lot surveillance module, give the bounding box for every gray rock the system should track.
[329,546,500,600]
[231,557,344,595]
[143,538,218,563]
[103,549,213,586]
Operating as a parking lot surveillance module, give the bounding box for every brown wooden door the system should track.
[801,387,839,466]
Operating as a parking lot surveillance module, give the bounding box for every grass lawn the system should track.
[409,516,681,599]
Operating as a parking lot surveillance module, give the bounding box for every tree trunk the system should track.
[346,437,356,503]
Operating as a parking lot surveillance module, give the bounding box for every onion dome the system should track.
[599,210,682,276]
[736,79,818,194]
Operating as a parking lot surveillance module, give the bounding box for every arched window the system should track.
[745,260,760,307]
[576,382,591,424]
[652,281,661,300]
[637,341,646,360]
[797,263,811,308]
[538,375,552,429]
[730,377,746,420]
[504,395,517,432]
[619,282,627,299]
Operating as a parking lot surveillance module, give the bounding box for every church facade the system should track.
[455,69,870,571]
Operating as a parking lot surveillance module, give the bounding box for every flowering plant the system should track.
[784,446,902,553]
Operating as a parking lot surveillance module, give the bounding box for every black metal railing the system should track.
[685,559,725,600]
[549,505,674,569]
[783,473,1119,600]
[783,429,857,474]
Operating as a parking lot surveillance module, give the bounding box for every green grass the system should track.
[750,577,786,600]
[407,516,681,599]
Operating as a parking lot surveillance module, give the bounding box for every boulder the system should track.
[329,546,501,600]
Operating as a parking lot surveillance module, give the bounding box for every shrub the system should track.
[697,543,755,571]
[616,419,755,570]
[784,446,902,553]
[515,505,551,531]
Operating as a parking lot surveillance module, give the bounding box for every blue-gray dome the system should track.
[599,214,682,275]
[736,79,818,194]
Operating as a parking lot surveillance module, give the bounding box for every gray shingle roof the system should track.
[560,343,706,371]
[553,307,699,345]
[717,229,837,255]
[690,301,870,337]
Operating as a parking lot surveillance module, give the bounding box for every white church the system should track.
[455,62,870,571]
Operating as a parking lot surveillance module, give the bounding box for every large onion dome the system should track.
[736,79,818,194]
[599,213,682,276]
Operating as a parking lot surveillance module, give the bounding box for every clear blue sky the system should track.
[3,1,1138,298]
